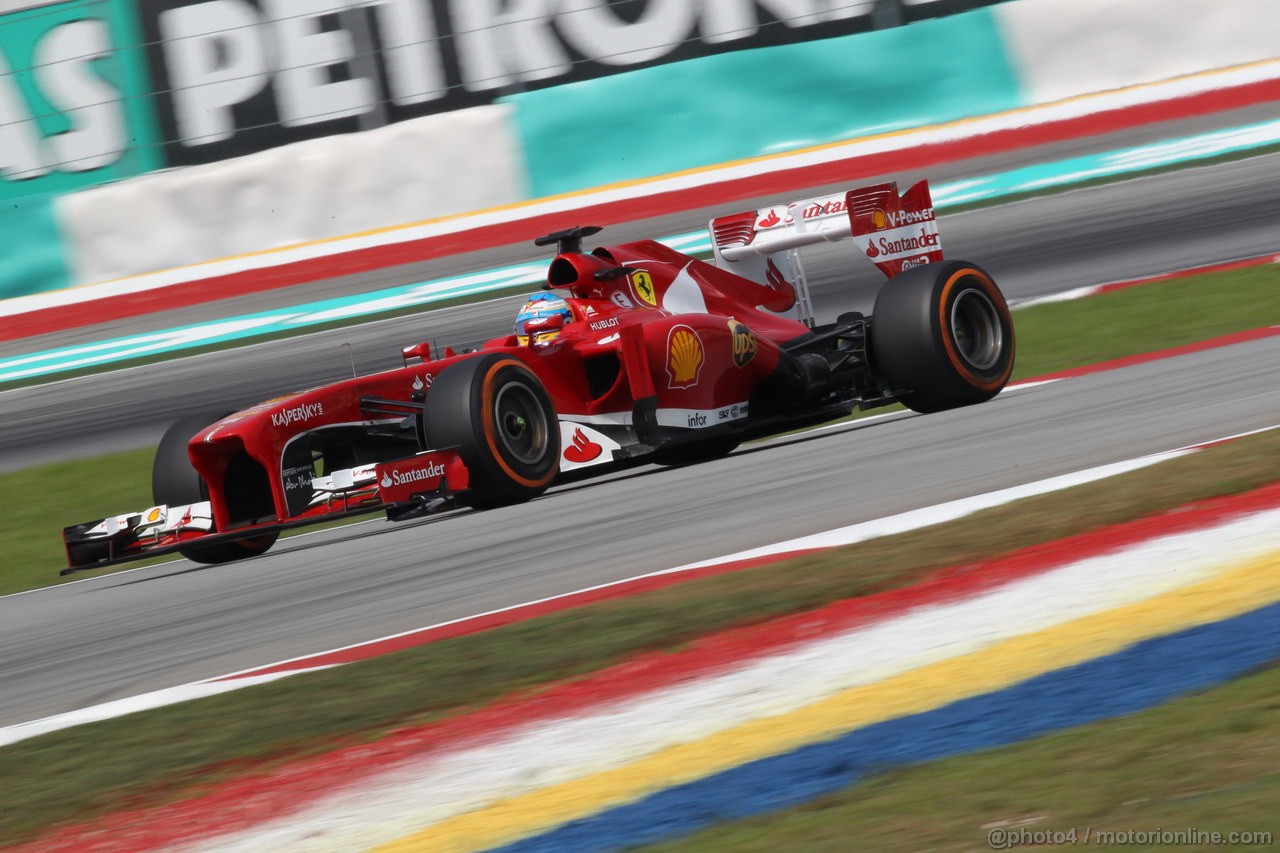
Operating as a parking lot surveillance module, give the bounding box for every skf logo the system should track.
[666,325,705,389]
[728,320,757,368]
[631,271,658,308]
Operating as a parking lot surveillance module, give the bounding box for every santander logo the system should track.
[564,428,603,464]
[380,461,446,489]
[757,210,781,228]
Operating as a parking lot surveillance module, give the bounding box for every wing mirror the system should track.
[402,342,432,365]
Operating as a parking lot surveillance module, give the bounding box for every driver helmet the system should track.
[514,292,573,345]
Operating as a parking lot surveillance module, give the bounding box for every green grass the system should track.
[1,427,1278,845]
[1010,264,1279,380]
[0,448,159,594]
[640,663,1280,853]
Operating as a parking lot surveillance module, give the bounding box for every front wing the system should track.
[62,450,469,574]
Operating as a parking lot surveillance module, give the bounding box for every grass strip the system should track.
[2,427,1279,844]
[640,663,1280,853]
[1009,263,1279,380]
[0,448,158,594]
[4,263,1276,595]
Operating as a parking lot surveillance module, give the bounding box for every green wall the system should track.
[505,9,1022,198]
[0,193,71,298]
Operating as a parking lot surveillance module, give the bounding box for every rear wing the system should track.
[709,181,943,325]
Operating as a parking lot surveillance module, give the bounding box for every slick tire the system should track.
[152,410,279,564]
[423,355,560,509]
[870,261,1015,414]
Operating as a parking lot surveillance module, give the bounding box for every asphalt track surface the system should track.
[2,337,1278,727]
[1,141,1279,729]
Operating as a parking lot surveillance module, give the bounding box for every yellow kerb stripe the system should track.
[372,548,1280,853]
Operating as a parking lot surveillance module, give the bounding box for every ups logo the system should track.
[728,319,757,367]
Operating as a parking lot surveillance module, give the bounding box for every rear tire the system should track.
[870,261,1014,414]
[423,355,560,508]
[153,410,279,564]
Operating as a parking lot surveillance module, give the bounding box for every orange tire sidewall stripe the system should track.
[481,357,556,489]
[936,268,1014,391]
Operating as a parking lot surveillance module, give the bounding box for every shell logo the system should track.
[145,507,163,524]
[666,325,705,389]
[871,208,889,230]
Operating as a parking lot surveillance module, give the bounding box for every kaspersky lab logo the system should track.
[271,402,323,428]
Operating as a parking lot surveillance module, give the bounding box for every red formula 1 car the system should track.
[62,180,1014,574]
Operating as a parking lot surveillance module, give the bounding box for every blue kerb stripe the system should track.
[494,601,1280,853]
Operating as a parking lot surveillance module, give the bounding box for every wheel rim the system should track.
[949,287,1003,371]
[493,382,549,465]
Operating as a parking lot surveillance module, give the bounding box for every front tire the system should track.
[870,261,1014,414]
[153,410,278,564]
[423,355,560,508]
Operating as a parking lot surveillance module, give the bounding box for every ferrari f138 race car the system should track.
[62,180,1014,574]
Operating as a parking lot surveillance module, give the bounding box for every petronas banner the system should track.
[135,0,1005,167]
